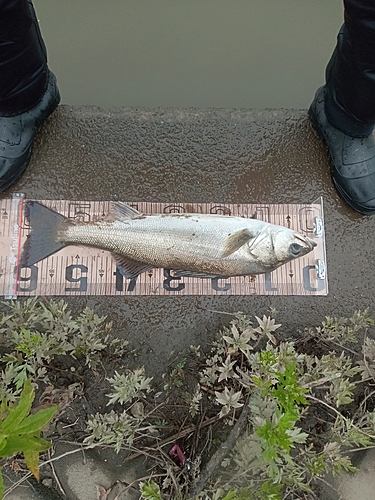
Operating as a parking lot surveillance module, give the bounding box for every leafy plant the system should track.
[0,379,56,499]
[2,300,375,500]
[0,298,129,398]
[163,358,188,390]
[215,387,243,418]
[139,480,163,500]
[192,310,375,499]
[106,368,153,406]
[84,367,157,452]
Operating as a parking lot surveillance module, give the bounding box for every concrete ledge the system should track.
[4,103,374,387]
[6,105,373,325]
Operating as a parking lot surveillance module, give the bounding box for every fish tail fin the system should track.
[21,201,68,266]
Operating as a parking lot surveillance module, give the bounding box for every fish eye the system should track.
[289,243,302,256]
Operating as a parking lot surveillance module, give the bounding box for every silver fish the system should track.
[21,201,316,278]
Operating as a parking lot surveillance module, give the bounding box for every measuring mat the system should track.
[0,195,327,297]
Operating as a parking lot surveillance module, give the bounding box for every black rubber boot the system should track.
[0,71,60,191]
[308,3,375,215]
[309,86,375,215]
[0,0,60,190]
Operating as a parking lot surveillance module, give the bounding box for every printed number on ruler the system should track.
[16,263,325,294]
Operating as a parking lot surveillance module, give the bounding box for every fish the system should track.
[20,201,317,279]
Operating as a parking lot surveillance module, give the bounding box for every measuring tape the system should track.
[0,195,327,297]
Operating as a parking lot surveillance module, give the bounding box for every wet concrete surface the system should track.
[3,104,375,498]
[10,104,374,327]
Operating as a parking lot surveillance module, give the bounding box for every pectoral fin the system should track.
[221,228,253,258]
[112,253,152,278]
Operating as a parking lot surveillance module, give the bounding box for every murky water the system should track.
[34,0,343,109]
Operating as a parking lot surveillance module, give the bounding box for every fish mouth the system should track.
[294,233,317,251]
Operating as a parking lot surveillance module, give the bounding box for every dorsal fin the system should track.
[110,202,143,221]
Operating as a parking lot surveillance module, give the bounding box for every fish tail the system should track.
[21,201,68,266]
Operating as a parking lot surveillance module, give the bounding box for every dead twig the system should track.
[124,413,223,462]
[188,401,250,498]
[3,472,32,499]
[48,449,66,497]
[192,409,206,458]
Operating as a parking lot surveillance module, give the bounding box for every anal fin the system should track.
[112,253,152,278]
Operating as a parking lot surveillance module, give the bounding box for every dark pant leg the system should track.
[325,0,375,135]
[0,0,48,115]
